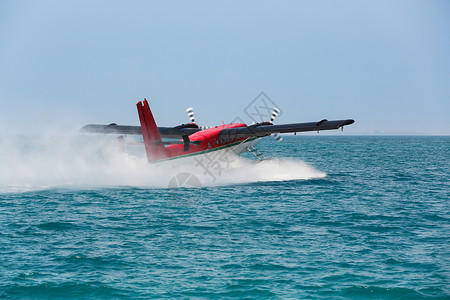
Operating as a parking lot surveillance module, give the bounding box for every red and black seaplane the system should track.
[81,99,354,163]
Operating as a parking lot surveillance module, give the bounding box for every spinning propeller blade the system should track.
[270,107,283,142]
[270,107,280,123]
[186,107,195,123]
[186,107,211,130]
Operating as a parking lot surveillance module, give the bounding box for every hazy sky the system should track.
[1,0,449,135]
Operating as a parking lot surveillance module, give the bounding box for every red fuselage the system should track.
[164,123,250,159]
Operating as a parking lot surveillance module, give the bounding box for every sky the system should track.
[0,0,449,135]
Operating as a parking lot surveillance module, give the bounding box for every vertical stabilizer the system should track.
[137,99,167,162]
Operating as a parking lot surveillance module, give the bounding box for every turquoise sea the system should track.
[0,136,449,299]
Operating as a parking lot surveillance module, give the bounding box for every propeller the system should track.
[270,107,283,142]
[186,107,211,130]
[186,107,195,123]
[270,107,280,123]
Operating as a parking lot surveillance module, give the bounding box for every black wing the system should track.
[219,119,355,139]
[80,123,201,139]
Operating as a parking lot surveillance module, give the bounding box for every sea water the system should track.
[0,136,448,298]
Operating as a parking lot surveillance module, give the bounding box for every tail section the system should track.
[137,99,167,162]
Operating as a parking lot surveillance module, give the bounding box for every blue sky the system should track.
[1,0,449,135]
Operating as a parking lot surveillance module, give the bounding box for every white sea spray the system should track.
[0,135,325,192]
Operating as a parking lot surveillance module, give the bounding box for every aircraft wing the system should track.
[219,119,355,139]
[80,124,201,139]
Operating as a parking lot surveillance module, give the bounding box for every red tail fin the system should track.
[137,99,167,162]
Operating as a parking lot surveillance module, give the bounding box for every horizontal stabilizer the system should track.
[81,124,142,135]
[80,124,201,139]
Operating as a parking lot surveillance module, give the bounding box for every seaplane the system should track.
[81,99,354,163]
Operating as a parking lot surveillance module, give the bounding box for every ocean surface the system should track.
[0,135,449,299]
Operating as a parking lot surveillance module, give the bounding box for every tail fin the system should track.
[137,99,167,162]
